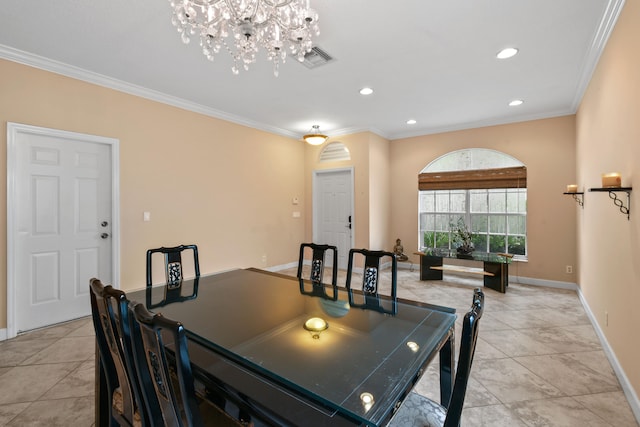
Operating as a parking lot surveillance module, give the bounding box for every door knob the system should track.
[101,233,109,239]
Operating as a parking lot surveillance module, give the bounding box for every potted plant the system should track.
[450,218,475,256]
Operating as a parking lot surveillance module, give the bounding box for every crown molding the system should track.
[0,44,301,140]
[387,108,576,141]
[570,0,626,110]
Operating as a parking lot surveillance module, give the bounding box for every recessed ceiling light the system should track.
[359,87,374,95]
[406,119,417,125]
[509,99,524,107]
[497,47,519,59]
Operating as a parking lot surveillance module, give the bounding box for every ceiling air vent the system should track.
[301,46,334,69]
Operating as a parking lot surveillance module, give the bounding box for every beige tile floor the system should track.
[0,316,95,426]
[0,268,637,426]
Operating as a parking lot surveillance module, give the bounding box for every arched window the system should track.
[418,149,527,258]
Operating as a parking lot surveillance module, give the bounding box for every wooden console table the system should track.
[414,250,512,293]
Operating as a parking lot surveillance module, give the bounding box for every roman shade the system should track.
[418,166,527,190]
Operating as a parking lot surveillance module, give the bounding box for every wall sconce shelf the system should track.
[563,192,584,207]
[588,187,632,220]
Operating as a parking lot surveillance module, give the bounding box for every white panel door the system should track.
[9,124,114,333]
[314,169,353,270]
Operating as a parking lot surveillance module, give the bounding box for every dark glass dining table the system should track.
[98,268,457,426]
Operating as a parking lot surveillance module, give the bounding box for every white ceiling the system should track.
[0,0,624,141]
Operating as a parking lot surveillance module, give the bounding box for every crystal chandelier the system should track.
[169,0,320,76]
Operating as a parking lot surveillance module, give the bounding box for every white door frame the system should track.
[312,167,355,265]
[6,122,120,339]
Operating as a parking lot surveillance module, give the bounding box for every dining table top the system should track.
[128,267,457,426]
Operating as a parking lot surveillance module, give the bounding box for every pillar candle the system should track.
[566,184,578,193]
[601,173,621,188]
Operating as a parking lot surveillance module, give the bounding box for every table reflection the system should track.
[298,277,338,300]
[146,277,199,308]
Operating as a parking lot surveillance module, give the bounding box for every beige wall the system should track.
[0,59,306,329]
[576,0,640,400]
[390,116,578,283]
[368,133,391,250]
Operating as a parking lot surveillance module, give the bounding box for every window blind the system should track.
[418,166,527,190]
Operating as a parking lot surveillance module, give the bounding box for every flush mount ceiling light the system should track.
[509,99,524,106]
[406,119,417,125]
[303,125,328,145]
[169,0,320,76]
[359,87,374,95]
[496,47,519,59]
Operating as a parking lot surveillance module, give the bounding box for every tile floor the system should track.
[0,316,95,426]
[0,268,637,426]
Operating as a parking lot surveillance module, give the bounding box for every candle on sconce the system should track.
[601,172,622,188]
[566,184,578,193]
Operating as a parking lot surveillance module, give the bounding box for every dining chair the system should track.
[297,243,338,300]
[387,288,485,427]
[127,302,244,427]
[146,244,200,288]
[345,248,398,314]
[296,243,338,285]
[90,278,145,427]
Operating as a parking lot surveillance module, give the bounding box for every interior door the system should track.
[7,123,117,335]
[314,169,354,270]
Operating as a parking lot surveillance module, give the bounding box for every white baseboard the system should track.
[578,290,640,423]
[510,275,578,291]
[0,328,7,342]
[265,261,298,272]
[280,260,410,274]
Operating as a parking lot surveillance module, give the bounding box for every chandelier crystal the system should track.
[169,0,320,76]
